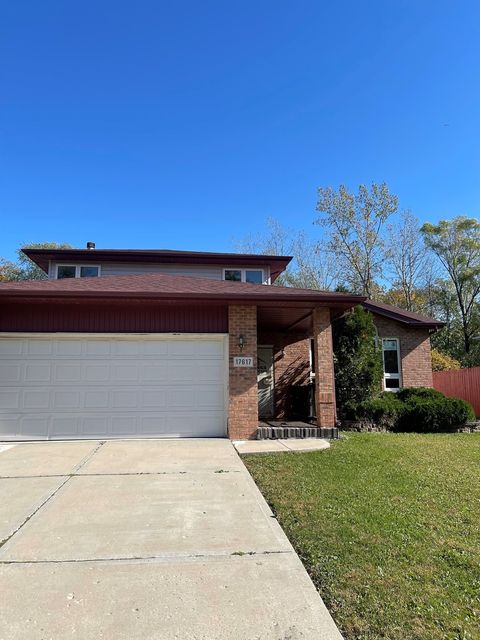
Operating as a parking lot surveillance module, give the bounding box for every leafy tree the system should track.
[431,348,461,371]
[0,259,23,282]
[385,210,434,311]
[0,242,73,281]
[316,182,398,297]
[421,217,480,354]
[332,305,383,419]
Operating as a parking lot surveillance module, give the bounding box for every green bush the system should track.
[396,387,444,402]
[357,393,403,430]
[357,387,475,433]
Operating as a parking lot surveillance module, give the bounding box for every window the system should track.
[382,338,401,391]
[80,266,100,278]
[224,269,242,282]
[57,265,76,279]
[223,268,265,284]
[245,269,264,284]
[309,339,316,379]
[56,265,100,279]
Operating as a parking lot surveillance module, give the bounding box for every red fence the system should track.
[433,367,480,417]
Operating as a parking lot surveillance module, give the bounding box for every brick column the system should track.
[313,307,336,427]
[228,305,258,440]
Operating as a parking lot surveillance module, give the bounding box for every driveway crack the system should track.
[0,549,293,565]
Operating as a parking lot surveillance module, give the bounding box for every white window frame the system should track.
[382,337,402,392]
[223,268,266,284]
[56,264,101,279]
[309,338,315,380]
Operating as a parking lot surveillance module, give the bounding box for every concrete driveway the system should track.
[0,439,341,640]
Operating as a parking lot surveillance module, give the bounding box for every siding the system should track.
[48,262,270,281]
[0,302,228,333]
[433,368,480,417]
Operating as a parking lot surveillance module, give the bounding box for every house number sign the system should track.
[233,356,254,367]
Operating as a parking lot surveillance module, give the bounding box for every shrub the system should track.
[396,387,444,402]
[333,306,383,419]
[357,387,475,433]
[357,393,403,430]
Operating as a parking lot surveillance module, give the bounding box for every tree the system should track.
[431,348,461,371]
[385,210,434,311]
[0,259,23,282]
[421,217,480,354]
[234,218,340,289]
[332,305,383,419]
[315,182,398,297]
[0,242,73,281]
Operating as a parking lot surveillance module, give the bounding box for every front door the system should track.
[257,347,274,418]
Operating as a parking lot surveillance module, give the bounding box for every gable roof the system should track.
[363,299,445,329]
[0,271,365,308]
[21,248,292,282]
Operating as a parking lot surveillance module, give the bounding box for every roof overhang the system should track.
[362,300,445,330]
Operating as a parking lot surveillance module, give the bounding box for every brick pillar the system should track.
[313,307,336,427]
[228,305,258,440]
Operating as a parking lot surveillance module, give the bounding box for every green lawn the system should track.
[243,433,480,640]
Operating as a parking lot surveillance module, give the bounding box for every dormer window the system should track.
[56,265,100,279]
[223,268,265,284]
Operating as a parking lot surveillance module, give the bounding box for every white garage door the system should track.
[0,334,228,440]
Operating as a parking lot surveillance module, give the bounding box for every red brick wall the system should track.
[373,315,433,388]
[228,305,258,440]
[257,332,310,419]
[312,308,336,427]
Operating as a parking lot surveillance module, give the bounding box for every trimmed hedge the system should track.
[357,387,475,433]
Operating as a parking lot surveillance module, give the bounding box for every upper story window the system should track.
[382,338,401,391]
[56,265,100,279]
[223,268,265,284]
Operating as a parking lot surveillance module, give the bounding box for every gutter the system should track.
[0,290,367,305]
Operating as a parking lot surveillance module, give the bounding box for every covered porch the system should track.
[228,294,363,440]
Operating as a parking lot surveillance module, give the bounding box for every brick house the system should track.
[0,246,443,441]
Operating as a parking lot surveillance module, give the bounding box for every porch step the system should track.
[257,425,339,440]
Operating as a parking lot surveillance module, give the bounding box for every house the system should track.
[0,245,443,441]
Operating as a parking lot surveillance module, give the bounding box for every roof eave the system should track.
[363,301,445,330]
[0,289,366,306]
[21,248,293,277]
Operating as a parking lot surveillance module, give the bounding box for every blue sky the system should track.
[1,1,479,261]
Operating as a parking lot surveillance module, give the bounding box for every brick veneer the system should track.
[374,315,433,387]
[312,307,336,427]
[228,305,258,440]
[257,332,311,419]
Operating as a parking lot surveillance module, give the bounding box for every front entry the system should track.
[257,346,274,418]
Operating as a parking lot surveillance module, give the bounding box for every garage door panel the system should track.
[50,417,78,437]
[85,364,110,382]
[25,363,51,383]
[85,390,109,408]
[0,364,22,384]
[81,417,108,435]
[111,363,140,382]
[55,340,83,356]
[0,340,24,356]
[21,416,49,438]
[0,336,227,440]
[141,390,167,408]
[23,390,50,410]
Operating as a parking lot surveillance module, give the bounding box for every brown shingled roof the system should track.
[0,272,365,306]
[363,299,445,329]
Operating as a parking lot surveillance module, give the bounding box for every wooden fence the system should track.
[432,367,480,417]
